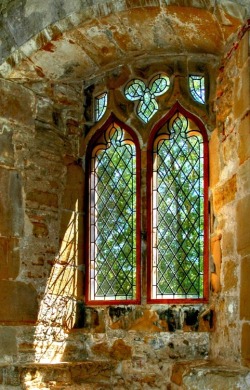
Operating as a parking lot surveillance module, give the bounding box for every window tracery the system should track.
[124,74,170,123]
[85,67,209,305]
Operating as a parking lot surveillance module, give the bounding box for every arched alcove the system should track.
[0,1,249,388]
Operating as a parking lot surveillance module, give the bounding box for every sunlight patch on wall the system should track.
[34,201,79,363]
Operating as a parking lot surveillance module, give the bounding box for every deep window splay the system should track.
[88,122,138,302]
[151,113,205,300]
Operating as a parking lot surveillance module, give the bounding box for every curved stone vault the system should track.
[0,0,249,81]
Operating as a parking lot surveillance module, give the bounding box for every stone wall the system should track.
[0,1,249,389]
[210,28,250,366]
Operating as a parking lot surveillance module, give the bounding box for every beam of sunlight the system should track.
[34,201,79,363]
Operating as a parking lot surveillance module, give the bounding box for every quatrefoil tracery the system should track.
[124,74,170,123]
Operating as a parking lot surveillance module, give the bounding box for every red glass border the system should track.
[147,102,209,304]
[85,113,141,305]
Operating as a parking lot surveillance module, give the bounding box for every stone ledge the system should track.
[171,360,250,389]
[0,360,249,389]
[0,361,115,388]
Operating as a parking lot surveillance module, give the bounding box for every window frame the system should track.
[85,114,141,305]
[147,102,209,304]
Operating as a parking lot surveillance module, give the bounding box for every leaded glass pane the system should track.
[95,92,108,121]
[90,123,137,301]
[189,75,205,104]
[152,113,204,299]
[124,74,170,123]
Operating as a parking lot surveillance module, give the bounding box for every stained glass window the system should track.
[89,122,138,302]
[189,75,205,104]
[124,74,170,123]
[151,112,205,300]
[95,92,108,121]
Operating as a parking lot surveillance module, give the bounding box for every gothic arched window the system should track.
[85,74,209,305]
[86,116,141,304]
[148,104,209,303]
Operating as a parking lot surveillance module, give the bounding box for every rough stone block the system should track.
[210,235,222,292]
[0,79,35,126]
[70,362,114,383]
[0,121,14,167]
[242,322,250,364]
[223,259,237,292]
[0,327,17,357]
[213,175,237,213]
[234,58,250,120]
[240,256,250,320]
[236,31,249,69]
[0,281,38,323]
[26,190,58,209]
[209,128,221,188]
[182,363,250,390]
[238,158,250,196]
[237,194,250,257]
[0,168,24,237]
[222,230,235,257]
[61,163,84,212]
[32,222,49,238]
[110,339,132,361]
[238,112,250,164]
[0,237,20,279]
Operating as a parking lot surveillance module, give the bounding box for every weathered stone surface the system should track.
[223,259,237,292]
[0,121,14,167]
[213,175,237,213]
[221,230,235,257]
[26,190,58,209]
[0,79,35,126]
[242,322,250,365]
[240,256,250,320]
[183,363,250,390]
[70,362,114,383]
[61,163,84,212]
[0,0,248,384]
[0,1,246,80]
[238,158,250,196]
[209,128,221,188]
[233,58,250,120]
[0,281,38,323]
[110,339,132,361]
[238,111,250,165]
[0,327,17,358]
[0,237,20,280]
[211,235,222,292]
[0,168,24,237]
[237,194,250,257]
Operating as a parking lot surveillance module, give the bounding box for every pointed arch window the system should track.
[148,105,209,303]
[86,117,141,304]
[86,79,209,305]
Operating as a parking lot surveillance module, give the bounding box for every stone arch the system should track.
[0,0,248,80]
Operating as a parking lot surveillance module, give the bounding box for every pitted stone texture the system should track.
[0,2,247,80]
[182,364,250,390]
[0,168,24,237]
[0,281,38,323]
[237,194,250,257]
[0,79,35,126]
